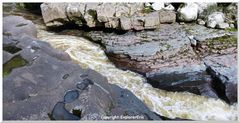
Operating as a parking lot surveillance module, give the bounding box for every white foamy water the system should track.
[37,26,237,120]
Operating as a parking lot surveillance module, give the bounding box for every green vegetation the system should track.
[142,6,153,14]
[165,44,171,50]
[200,4,219,19]
[3,55,27,77]
[88,9,97,18]
[225,27,238,32]
[206,35,237,50]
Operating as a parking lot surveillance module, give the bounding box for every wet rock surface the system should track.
[146,64,219,99]
[85,19,237,103]
[204,54,237,104]
[85,23,197,73]
[3,3,238,121]
[3,16,162,120]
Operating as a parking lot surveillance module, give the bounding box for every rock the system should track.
[108,85,162,120]
[224,3,238,24]
[144,12,160,29]
[151,2,164,11]
[183,24,237,57]
[159,10,176,23]
[96,3,119,28]
[41,3,69,27]
[84,3,99,28]
[179,22,185,25]
[132,17,145,31]
[84,21,237,101]
[119,17,131,30]
[120,11,162,30]
[216,23,229,29]
[85,23,198,74]
[40,3,147,30]
[234,19,237,28]
[206,20,217,28]
[3,51,13,64]
[230,24,235,28]
[197,19,205,25]
[187,35,197,46]
[195,2,218,19]
[183,23,235,43]
[177,3,198,22]
[146,63,219,99]
[3,16,37,38]
[204,54,237,104]
[163,4,175,11]
[3,16,162,120]
[206,12,225,28]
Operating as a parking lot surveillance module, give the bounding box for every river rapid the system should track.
[3,4,238,120]
[37,25,237,120]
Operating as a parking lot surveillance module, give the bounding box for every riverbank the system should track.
[2,3,238,121]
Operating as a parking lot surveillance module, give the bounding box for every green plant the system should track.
[142,6,153,13]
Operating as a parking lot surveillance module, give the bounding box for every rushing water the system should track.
[3,3,237,121]
[36,25,237,120]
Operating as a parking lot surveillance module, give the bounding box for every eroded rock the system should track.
[204,54,237,104]
[3,15,162,120]
[40,3,176,31]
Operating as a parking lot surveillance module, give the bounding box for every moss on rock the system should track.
[3,55,27,77]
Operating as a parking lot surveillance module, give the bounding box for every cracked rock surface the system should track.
[3,15,162,120]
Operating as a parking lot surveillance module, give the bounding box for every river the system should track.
[4,4,238,120]
[37,25,237,120]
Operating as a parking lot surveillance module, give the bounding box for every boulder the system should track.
[146,63,219,99]
[177,3,198,22]
[206,12,225,28]
[216,22,229,29]
[159,10,176,23]
[131,16,145,31]
[41,3,69,27]
[204,54,237,104]
[163,4,175,11]
[151,2,164,11]
[119,17,131,30]
[197,19,205,25]
[40,3,146,30]
[195,2,218,19]
[144,12,160,29]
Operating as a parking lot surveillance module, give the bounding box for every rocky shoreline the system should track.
[3,15,163,120]
[3,2,238,120]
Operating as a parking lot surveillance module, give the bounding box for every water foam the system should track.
[37,26,237,120]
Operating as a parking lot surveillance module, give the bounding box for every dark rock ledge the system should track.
[3,15,162,120]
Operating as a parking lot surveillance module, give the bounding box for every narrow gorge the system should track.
[3,2,238,121]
